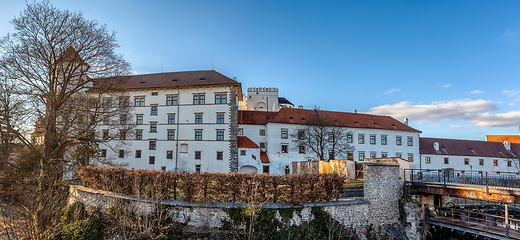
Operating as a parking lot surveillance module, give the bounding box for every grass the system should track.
[343,180,363,190]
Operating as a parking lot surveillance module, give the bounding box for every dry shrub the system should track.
[76,166,346,204]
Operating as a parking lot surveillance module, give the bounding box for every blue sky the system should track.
[2,0,520,140]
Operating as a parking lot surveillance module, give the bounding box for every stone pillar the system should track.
[228,87,238,172]
[363,162,401,225]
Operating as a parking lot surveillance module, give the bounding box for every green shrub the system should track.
[61,218,101,240]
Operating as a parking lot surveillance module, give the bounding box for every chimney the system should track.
[298,105,303,109]
[504,141,511,151]
[353,109,357,113]
[434,142,440,151]
[404,118,409,125]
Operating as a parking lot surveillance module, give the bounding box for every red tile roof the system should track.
[238,110,277,125]
[92,70,240,90]
[260,152,270,163]
[268,108,420,132]
[237,136,260,148]
[486,135,520,144]
[420,137,520,158]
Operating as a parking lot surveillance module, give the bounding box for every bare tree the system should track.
[0,1,131,237]
[294,108,353,161]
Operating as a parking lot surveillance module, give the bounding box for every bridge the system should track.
[405,169,520,239]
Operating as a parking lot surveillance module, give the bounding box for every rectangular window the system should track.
[358,134,365,144]
[425,156,431,164]
[298,131,305,140]
[281,130,288,139]
[168,115,175,124]
[136,115,143,125]
[167,151,173,159]
[358,152,365,161]
[195,130,202,141]
[217,114,225,124]
[396,136,402,146]
[464,158,470,165]
[103,98,112,108]
[193,94,205,105]
[240,150,246,156]
[120,115,127,124]
[216,130,224,141]
[103,130,109,140]
[260,142,266,150]
[101,149,107,157]
[195,164,201,173]
[508,161,512,167]
[216,151,223,160]
[151,105,158,115]
[149,141,156,150]
[215,93,227,104]
[328,133,334,142]
[381,136,387,145]
[167,130,175,140]
[166,95,178,106]
[238,128,243,135]
[444,157,449,164]
[119,130,127,140]
[370,135,376,144]
[150,123,157,132]
[260,129,265,136]
[151,92,158,96]
[479,159,484,165]
[119,150,124,158]
[407,137,413,146]
[135,150,141,158]
[134,97,145,107]
[329,151,335,160]
[408,153,414,162]
[370,152,376,158]
[136,130,143,140]
[161,166,166,171]
[281,144,288,153]
[299,145,305,154]
[195,151,201,160]
[347,134,353,143]
[119,97,129,107]
[149,156,155,165]
[381,152,388,158]
[347,151,353,160]
[195,114,203,124]
[493,159,498,166]
[103,116,109,125]
[263,165,270,174]
[396,152,402,158]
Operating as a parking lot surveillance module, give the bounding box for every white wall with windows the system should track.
[420,154,517,172]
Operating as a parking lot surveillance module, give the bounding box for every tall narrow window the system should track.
[328,133,334,142]
[151,105,158,115]
[299,145,305,154]
[195,151,201,159]
[425,156,431,164]
[407,137,413,146]
[167,130,175,140]
[358,152,365,161]
[166,95,178,106]
[263,166,269,174]
[119,130,127,140]
[396,136,402,146]
[149,141,156,150]
[167,151,173,159]
[370,135,376,144]
[135,150,141,158]
[238,128,243,135]
[215,93,227,104]
[136,130,143,140]
[408,153,414,162]
[168,115,175,124]
[281,144,288,153]
[150,123,157,132]
[216,130,224,141]
[347,134,353,143]
[281,130,288,139]
[195,114,203,124]
[260,129,265,136]
[120,115,127,124]
[217,114,225,124]
[216,151,223,160]
[195,130,202,140]
[119,150,124,158]
[493,159,498,166]
[381,136,387,145]
[195,164,201,173]
[149,156,155,165]
[464,158,470,165]
[101,149,107,157]
[358,134,365,144]
[136,115,143,125]
[444,157,449,164]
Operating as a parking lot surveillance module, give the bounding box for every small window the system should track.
[167,151,173,159]
[119,130,127,140]
[161,166,166,171]
[281,144,288,153]
[370,135,376,144]
[347,151,354,160]
[347,134,353,143]
[136,130,143,140]
[508,160,512,167]
[238,128,243,135]
[493,159,498,166]
[195,130,202,140]
[328,133,334,142]
[381,152,387,158]
[135,150,141,158]
[370,152,376,158]
[298,131,305,140]
[299,145,305,154]
[407,137,413,146]
[195,151,201,160]
[151,106,158,115]
[263,165,270,174]
[259,129,265,136]
[381,136,387,145]
[119,150,124,158]
[464,158,470,165]
[101,149,107,157]
[149,156,155,165]
[168,115,175,124]
[120,115,127,125]
[167,130,175,140]
[217,114,225,124]
[195,114,203,124]
[136,115,143,125]
[195,164,201,173]
[216,130,224,141]
[216,151,223,160]
[215,93,227,104]
[425,156,431,164]
[119,97,130,107]
[193,94,205,105]
[166,95,178,106]
[281,130,288,139]
[150,123,157,133]
[358,134,365,144]
[240,150,246,156]
[358,152,365,161]
[396,136,402,146]
[103,130,109,140]
[149,141,157,150]
[444,157,449,164]
[329,151,335,160]
[396,152,402,158]
[285,166,290,175]
[151,92,158,96]
[479,159,484,165]
[408,153,414,162]
[260,142,266,149]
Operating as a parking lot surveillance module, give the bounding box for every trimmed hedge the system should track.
[76,166,345,204]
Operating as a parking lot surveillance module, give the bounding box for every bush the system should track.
[76,166,345,204]
[61,218,101,240]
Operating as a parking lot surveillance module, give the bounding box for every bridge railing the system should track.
[405,169,520,191]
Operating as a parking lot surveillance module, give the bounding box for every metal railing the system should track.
[405,169,520,192]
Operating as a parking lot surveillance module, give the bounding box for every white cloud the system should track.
[441,84,451,88]
[503,89,520,97]
[505,29,515,36]
[450,125,463,129]
[384,88,400,95]
[366,99,520,127]
[470,90,483,94]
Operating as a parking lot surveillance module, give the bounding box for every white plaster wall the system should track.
[420,154,517,172]
[245,87,279,112]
